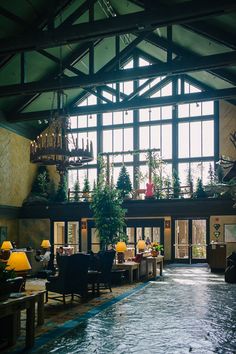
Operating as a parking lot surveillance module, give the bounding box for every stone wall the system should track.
[18,218,50,249]
[0,128,37,207]
[0,218,18,244]
[219,100,236,159]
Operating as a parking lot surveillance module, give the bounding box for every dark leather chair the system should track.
[46,253,89,304]
[88,250,116,293]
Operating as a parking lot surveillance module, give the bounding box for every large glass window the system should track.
[67,57,216,192]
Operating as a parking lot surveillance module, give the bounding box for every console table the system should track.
[0,290,45,349]
[113,261,140,283]
[142,256,164,278]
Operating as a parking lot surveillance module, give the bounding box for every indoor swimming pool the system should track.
[35,267,236,354]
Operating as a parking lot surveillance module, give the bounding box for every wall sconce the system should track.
[165,220,171,229]
[81,221,87,230]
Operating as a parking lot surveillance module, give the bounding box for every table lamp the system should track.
[41,240,51,249]
[137,240,146,253]
[0,240,13,260]
[7,252,31,291]
[1,241,13,250]
[116,241,127,263]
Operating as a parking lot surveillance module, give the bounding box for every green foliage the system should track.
[82,177,90,201]
[90,184,127,250]
[194,178,207,198]
[0,262,15,282]
[73,180,80,202]
[55,176,68,202]
[172,169,181,198]
[187,168,193,198]
[153,174,164,199]
[82,177,90,194]
[164,177,172,199]
[32,166,50,196]
[215,165,224,183]
[48,180,57,202]
[116,165,132,198]
[208,163,215,185]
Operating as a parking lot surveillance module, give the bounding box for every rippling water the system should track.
[36,267,236,354]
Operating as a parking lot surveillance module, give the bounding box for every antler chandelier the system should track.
[30,91,93,175]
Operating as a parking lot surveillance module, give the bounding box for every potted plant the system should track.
[151,242,164,257]
[0,262,16,301]
[116,165,132,199]
[90,183,127,250]
[82,177,90,201]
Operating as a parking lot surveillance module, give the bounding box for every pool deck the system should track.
[2,275,159,353]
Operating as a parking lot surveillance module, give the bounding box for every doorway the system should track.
[172,218,208,263]
[52,221,80,254]
[87,219,164,255]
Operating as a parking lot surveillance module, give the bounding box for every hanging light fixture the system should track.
[30,45,93,176]
[30,94,94,176]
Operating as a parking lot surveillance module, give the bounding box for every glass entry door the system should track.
[53,221,80,254]
[87,219,164,256]
[173,219,207,263]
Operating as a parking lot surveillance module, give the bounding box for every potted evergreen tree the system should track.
[55,176,68,202]
[172,169,181,198]
[116,165,132,199]
[90,184,127,250]
[73,180,80,202]
[194,178,207,198]
[82,177,90,201]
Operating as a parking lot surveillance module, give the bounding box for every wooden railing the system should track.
[67,185,194,202]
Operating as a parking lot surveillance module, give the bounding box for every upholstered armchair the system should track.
[46,253,89,304]
[88,250,116,293]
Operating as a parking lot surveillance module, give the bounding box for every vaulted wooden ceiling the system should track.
[0,0,235,138]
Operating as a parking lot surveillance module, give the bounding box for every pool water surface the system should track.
[35,266,236,354]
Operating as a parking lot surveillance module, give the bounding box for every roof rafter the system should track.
[183,22,236,50]
[9,87,236,122]
[0,0,235,55]
[1,51,236,97]
[146,33,236,86]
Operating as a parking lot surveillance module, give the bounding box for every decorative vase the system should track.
[151,250,159,257]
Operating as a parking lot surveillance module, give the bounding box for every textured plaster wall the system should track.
[210,215,236,257]
[0,128,37,207]
[0,218,18,244]
[219,101,236,159]
[18,218,50,249]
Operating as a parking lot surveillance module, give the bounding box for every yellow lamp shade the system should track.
[41,240,51,248]
[1,241,13,250]
[116,241,127,253]
[7,252,31,272]
[137,240,146,251]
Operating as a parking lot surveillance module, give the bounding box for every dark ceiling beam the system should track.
[1,0,75,112]
[146,33,236,86]
[59,0,97,28]
[1,51,236,97]
[136,48,236,106]
[37,49,112,103]
[10,40,98,114]
[0,6,30,28]
[123,78,155,102]
[183,22,236,50]
[9,87,236,122]
[141,77,173,99]
[68,32,149,107]
[0,0,235,55]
